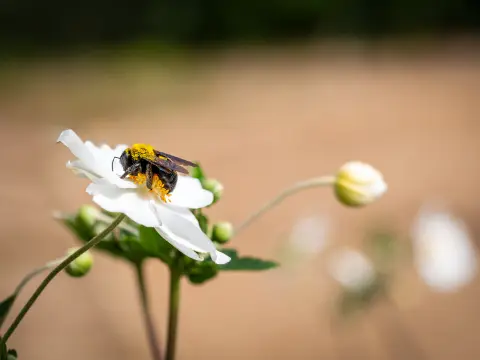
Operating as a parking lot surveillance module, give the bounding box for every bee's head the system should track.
[119,150,132,170]
[112,149,133,172]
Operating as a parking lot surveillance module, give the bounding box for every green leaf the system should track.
[115,235,148,263]
[138,226,174,265]
[190,162,206,182]
[219,249,279,271]
[196,212,209,234]
[57,211,175,265]
[0,295,16,328]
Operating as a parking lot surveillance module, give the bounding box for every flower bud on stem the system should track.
[0,213,126,346]
[234,176,335,236]
[65,248,93,278]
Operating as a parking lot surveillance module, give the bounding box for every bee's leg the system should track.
[146,163,154,190]
[120,162,141,179]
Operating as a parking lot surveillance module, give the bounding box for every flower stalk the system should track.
[234,176,335,236]
[135,263,163,360]
[165,266,182,360]
[0,213,126,345]
[0,258,66,329]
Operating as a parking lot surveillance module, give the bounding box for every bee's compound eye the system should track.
[119,152,129,168]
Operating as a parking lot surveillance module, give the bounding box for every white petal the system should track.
[156,226,203,261]
[86,183,160,227]
[57,129,134,188]
[86,142,135,188]
[151,204,215,252]
[168,176,214,209]
[213,250,231,265]
[57,129,96,167]
[157,206,232,264]
[67,160,101,180]
[151,203,229,264]
[156,226,231,264]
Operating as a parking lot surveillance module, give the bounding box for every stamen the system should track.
[127,173,171,203]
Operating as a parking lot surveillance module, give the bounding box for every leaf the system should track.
[60,214,94,243]
[196,212,209,234]
[57,211,173,265]
[190,162,206,182]
[218,249,279,271]
[0,295,16,328]
[115,235,148,263]
[138,226,174,265]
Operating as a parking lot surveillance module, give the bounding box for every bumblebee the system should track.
[112,144,197,194]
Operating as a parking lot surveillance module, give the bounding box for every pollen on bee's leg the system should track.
[128,173,148,185]
[150,175,172,203]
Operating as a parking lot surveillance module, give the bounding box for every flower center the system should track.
[128,173,172,203]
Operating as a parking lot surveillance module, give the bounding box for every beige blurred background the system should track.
[1,38,480,360]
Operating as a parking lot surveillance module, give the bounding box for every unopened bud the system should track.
[65,247,93,278]
[334,161,387,207]
[190,163,205,180]
[211,222,233,244]
[201,178,224,203]
[77,204,100,228]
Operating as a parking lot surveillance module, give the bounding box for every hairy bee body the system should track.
[114,144,196,194]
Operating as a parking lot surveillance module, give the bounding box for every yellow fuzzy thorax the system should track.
[126,144,157,161]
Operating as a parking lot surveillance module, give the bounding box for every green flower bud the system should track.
[65,247,93,278]
[211,221,233,244]
[7,349,17,360]
[77,205,100,228]
[201,178,224,203]
[190,164,205,181]
[334,161,387,207]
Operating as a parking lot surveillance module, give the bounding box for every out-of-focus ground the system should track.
[1,39,480,360]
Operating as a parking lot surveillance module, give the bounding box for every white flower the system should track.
[412,205,477,292]
[57,129,230,264]
[334,161,387,207]
[288,215,329,255]
[327,247,376,292]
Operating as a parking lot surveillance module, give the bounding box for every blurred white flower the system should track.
[327,247,376,292]
[412,205,477,292]
[277,215,329,268]
[57,129,230,264]
[334,161,387,207]
[288,215,329,255]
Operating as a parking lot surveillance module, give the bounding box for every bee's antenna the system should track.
[111,156,120,172]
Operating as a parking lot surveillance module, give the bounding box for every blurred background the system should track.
[1,0,480,359]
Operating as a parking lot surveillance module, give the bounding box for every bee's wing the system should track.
[153,150,197,167]
[146,158,190,175]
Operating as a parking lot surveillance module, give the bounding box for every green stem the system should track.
[0,213,126,345]
[135,263,163,360]
[0,257,65,330]
[234,176,335,236]
[165,267,182,360]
